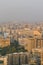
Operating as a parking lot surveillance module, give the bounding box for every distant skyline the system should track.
[0,0,43,23]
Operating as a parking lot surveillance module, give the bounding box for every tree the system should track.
[1,40,27,56]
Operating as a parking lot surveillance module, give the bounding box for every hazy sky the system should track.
[0,0,43,23]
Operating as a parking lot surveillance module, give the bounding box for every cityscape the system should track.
[0,0,43,65]
[0,22,43,65]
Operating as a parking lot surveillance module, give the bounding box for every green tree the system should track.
[1,40,27,56]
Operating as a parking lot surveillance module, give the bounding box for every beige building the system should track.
[32,38,43,65]
[0,37,10,47]
[19,38,35,51]
[0,56,7,65]
[19,37,43,65]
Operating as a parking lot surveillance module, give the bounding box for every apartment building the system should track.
[7,52,29,65]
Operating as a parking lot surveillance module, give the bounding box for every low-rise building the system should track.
[0,56,7,65]
[0,37,10,47]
